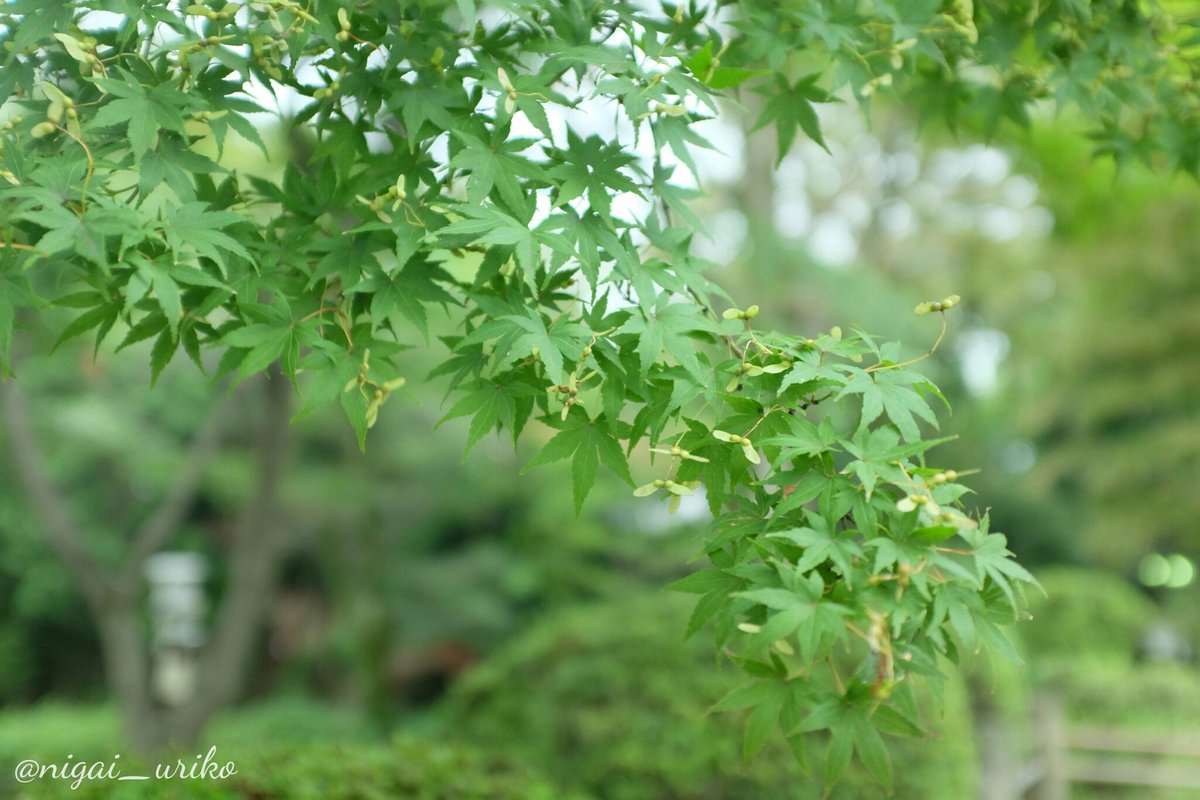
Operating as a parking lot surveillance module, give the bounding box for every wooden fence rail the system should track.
[1028,695,1200,799]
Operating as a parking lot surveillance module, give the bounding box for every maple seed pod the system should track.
[722,307,742,320]
[744,304,759,319]
[941,294,960,309]
[914,301,933,315]
[737,622,762,634]
[335,31,349,42]
[830,326,843,340]
[31,121,57,138]
[497,67,516,99]
[337,7,350,30]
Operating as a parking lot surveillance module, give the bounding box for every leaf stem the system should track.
[866,311,947,374]
[827,657,845,695]
[54,125,95,211]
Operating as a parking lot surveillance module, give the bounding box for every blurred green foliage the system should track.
[0,698,575,799]
[1021,567,1157,667]
[2,1,1200,792]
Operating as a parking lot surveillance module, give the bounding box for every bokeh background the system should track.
[2,68,1200,800]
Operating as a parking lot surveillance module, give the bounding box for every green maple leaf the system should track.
[352,259,458,342]
[837,368,939,442]
[24,203,108,266]
[521,407,634,514]
[437,379,519,458]
[547,131,643,224]
[753,74,833,160]
[651,162,704,230]
[129,254,182,336]
[449,131,547,218]
[841,426,917,498]
[651,116,717,178]
[958,517,1038,613]
[615,298,709,379]
[502,309,589,385]
[686,41,769,90]
[438,204,539,289]
[160,202,252,277]
[92,75,190,155]
[390,80,463,138]
[221,321,294,379]
[769,517,862,586]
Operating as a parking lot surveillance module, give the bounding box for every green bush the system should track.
[0,697,577,798]
[0,697,372,769]
[1020,567,1157,665]
[440,591,976,800]
[1040,659,1200,731]
[0,703,120,768]
[6,737,576,800]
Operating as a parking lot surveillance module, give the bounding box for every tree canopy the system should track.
[3,0,1195,791]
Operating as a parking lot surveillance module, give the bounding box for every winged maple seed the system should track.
[711,429,761,465]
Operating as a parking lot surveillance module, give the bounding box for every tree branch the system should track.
[0,378,114,609]
[195,364,292,710]
[118,390,237,591]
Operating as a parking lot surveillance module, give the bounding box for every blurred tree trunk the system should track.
[0,364,292,755]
